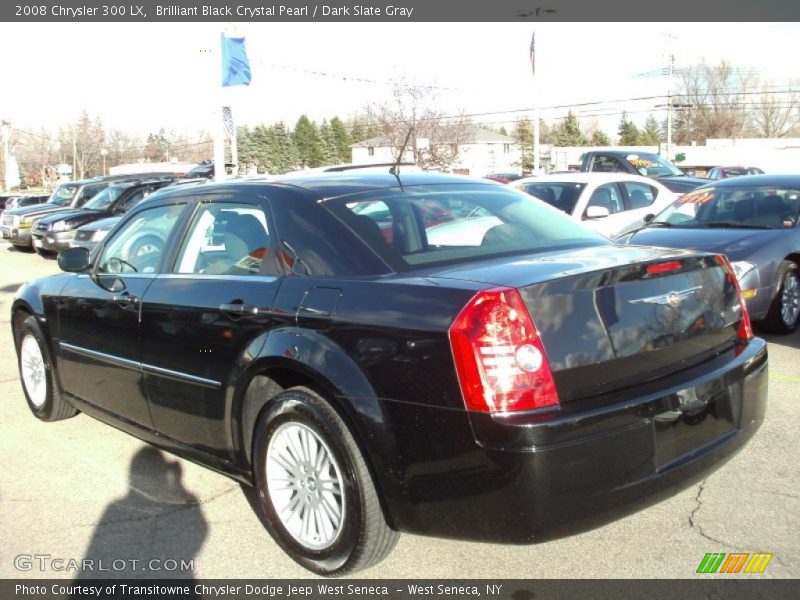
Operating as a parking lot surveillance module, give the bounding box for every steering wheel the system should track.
[105,256,138,273]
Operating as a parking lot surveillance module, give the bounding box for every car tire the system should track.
[252,386,398,576]
[764,261,800,334]
[35,247,55,258]
[11,243,34,253]
[15,315,78,421]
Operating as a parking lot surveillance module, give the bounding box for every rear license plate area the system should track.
[654,380,740,470]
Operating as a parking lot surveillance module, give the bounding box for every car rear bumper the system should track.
[379,338,767,543]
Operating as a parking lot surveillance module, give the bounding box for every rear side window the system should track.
[587,184,624,215]
[324,184,606,271]
[518,182,585,214]
[622,182,656,209]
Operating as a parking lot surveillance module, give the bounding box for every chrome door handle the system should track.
[112,293,139,306]
[219,302,259,317]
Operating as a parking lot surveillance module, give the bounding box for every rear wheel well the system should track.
[785,253,800,270]
[239,365,394,528]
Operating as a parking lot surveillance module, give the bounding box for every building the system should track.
[350,126,522,177]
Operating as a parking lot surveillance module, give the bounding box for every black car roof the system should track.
[266,172,492,198]
[149,172,496,204]
[700,174,800,188]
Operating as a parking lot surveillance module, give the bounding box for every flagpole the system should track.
[530,31,540,175]
[213,32,227,182]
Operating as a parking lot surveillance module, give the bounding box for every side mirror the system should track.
[643,213,655,223]
[57,247,90,272]
[585,206,611,219]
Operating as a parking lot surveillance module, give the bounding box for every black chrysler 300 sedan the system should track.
[11,173,767,575]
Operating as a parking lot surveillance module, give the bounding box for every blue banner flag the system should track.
[221,34,252,87]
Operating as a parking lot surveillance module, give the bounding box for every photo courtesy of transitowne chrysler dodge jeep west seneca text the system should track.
[11,172,767,575]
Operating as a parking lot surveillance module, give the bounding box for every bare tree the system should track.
[12,128,58,187]
[59,111,106,179]
[751,82,800,138]
[105,129,143,167]
[369,81,471,171]
[674,60,756,143]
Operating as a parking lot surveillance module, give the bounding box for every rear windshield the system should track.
[324,184,607,271]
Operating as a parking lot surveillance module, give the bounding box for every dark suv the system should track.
[32,179,174,255]
[12,172,766,575]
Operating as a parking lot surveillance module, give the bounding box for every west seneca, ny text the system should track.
[17,583,504,597]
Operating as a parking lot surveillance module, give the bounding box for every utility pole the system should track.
[72,130,77,181]
[1,120,10,191]
[666,51,674,163]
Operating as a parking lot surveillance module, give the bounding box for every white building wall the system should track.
[351,142,522,175]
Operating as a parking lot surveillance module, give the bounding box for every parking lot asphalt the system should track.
[0,239,798,580]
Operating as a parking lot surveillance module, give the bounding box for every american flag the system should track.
[529,32,536,77]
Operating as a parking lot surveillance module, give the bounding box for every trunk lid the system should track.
[431,245,742,402]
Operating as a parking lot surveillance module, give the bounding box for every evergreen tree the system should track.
[640,114,663,145]
[618,113,642,145]
[512,119,535,173]
[553,111,589,146]
[329,117,352,163]
[317,120,338,166]
[591,129,611,145]
[292,115,319,168]
[498,126,508,136]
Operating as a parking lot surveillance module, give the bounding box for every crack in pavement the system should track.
[688,481,792,572]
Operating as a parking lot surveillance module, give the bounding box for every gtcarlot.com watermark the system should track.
[14,553,194,573]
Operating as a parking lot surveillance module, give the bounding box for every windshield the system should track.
[653,185,800,230]
[625,153,684,178]
[49,184,78,206]
[324,184,607,271]
[515,182,586,214]
[84,186,125,211]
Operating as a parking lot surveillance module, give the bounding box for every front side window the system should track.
[324,184,606,271]
[97,203,185,274]
[175,202,275,276]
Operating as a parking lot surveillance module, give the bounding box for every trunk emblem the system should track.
[629,286,702,308]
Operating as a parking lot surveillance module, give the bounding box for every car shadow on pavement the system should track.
[70,447,207,585]
[757,326,800,350]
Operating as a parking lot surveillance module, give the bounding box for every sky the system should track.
[1,22,799,140]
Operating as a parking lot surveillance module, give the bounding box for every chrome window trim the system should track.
[59,342,220,388]
[156,273,279,283]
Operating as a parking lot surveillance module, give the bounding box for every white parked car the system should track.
[509,173,677,238]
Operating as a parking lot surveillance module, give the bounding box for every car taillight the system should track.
[448,288,559,413]
[715,255,754,344]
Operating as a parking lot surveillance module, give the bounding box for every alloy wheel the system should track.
[265,422,346,550]
[781,271,800,328]
[20,335,47,408]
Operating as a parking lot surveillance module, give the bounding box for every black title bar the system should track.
[3,0,800,22]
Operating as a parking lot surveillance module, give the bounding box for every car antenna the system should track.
[389,127,414,185]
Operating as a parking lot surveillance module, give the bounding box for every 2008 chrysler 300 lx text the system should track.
[11,172,767,575]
